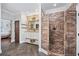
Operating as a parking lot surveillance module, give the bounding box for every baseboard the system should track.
[20,40,31,44]
[20,40,25,44]
[20,40,38,45]
[39,48,48,55]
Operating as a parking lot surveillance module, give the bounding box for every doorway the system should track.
[15,21,19,43]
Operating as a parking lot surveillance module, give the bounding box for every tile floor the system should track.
[0,38,46,56]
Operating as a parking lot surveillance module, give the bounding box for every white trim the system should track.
[39,48,48,55]
[45,4,71,14]
[38,3,41,53]
[20,40,26,44]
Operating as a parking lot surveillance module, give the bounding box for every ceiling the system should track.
[1,3,40,14]
[41,3,68,10]
[1,3,69,14]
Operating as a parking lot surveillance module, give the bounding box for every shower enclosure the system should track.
[41,3,76,56]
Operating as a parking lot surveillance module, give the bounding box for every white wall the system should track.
[20,13,26,43]
[0,4,1,53]
[1,7,20,43]
[76,4,79,56]
[20,12,39,45]
[1,19,11,37]
[11,20,15,42]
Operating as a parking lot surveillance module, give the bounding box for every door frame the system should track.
[15,20,19,43]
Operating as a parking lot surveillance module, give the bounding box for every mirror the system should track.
[27,15,39,32]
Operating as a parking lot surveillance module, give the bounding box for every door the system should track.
[15,21,19,43]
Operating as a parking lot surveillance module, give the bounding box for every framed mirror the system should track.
[27,15,39,32]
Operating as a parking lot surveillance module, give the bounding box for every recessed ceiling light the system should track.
[53,3,57,7]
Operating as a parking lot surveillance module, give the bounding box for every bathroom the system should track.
[0,3,79,56]
[0,3,41,56]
